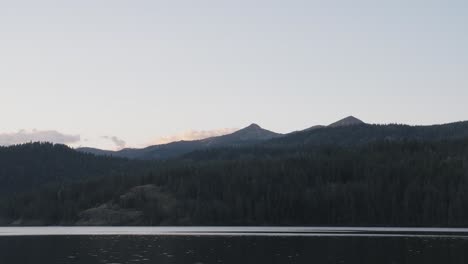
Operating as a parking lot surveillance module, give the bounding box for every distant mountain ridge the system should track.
[269,120,468,149]
[77,116,368,159]
[78,123,282,160]
[81,116,468,160]
[300,115,365,132]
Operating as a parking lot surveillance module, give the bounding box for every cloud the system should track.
[0,129,80,146]
[153,128,238,145]
[101,136,127,149]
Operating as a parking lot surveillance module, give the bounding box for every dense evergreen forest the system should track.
[1,123,468,226]
[0,143,153,194]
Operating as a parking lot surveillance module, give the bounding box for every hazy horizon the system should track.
[1,1,467,149]
[2,115,468,151]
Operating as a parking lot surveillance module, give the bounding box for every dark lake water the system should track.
[1,227,468,264]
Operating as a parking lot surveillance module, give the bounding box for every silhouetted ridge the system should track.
[245,123,261,129]
[329,116,365,127]
[79,123,282,160]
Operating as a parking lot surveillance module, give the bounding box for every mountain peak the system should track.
[244,123,262,130]
[329,116,365,127]
[220,123,282,142]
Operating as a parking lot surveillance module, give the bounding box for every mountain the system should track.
[76,118,468,160]
[292,116,364,134]
[328,116,365,127]
[78,116,468,160]
[78,124,283,160]
[201,123,282,146]
[4,119,468,226]
[4,121,468,226]
[267,120,468,149]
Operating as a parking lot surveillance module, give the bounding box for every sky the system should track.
[0,0,467,150]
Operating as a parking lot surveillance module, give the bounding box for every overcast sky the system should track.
[1,0,467,149]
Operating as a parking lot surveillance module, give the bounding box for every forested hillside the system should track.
[0,143,142,194]
[1,131,468,226]
[272,121,468,147]
[78,120,468,160]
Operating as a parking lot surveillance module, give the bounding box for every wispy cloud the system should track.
[0,129,80,146]
[101,136,127,149]
[153,128,238,145]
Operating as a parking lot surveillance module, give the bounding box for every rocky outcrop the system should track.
[76,184,176,226]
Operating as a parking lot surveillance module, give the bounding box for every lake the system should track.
[1,227,468,263]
